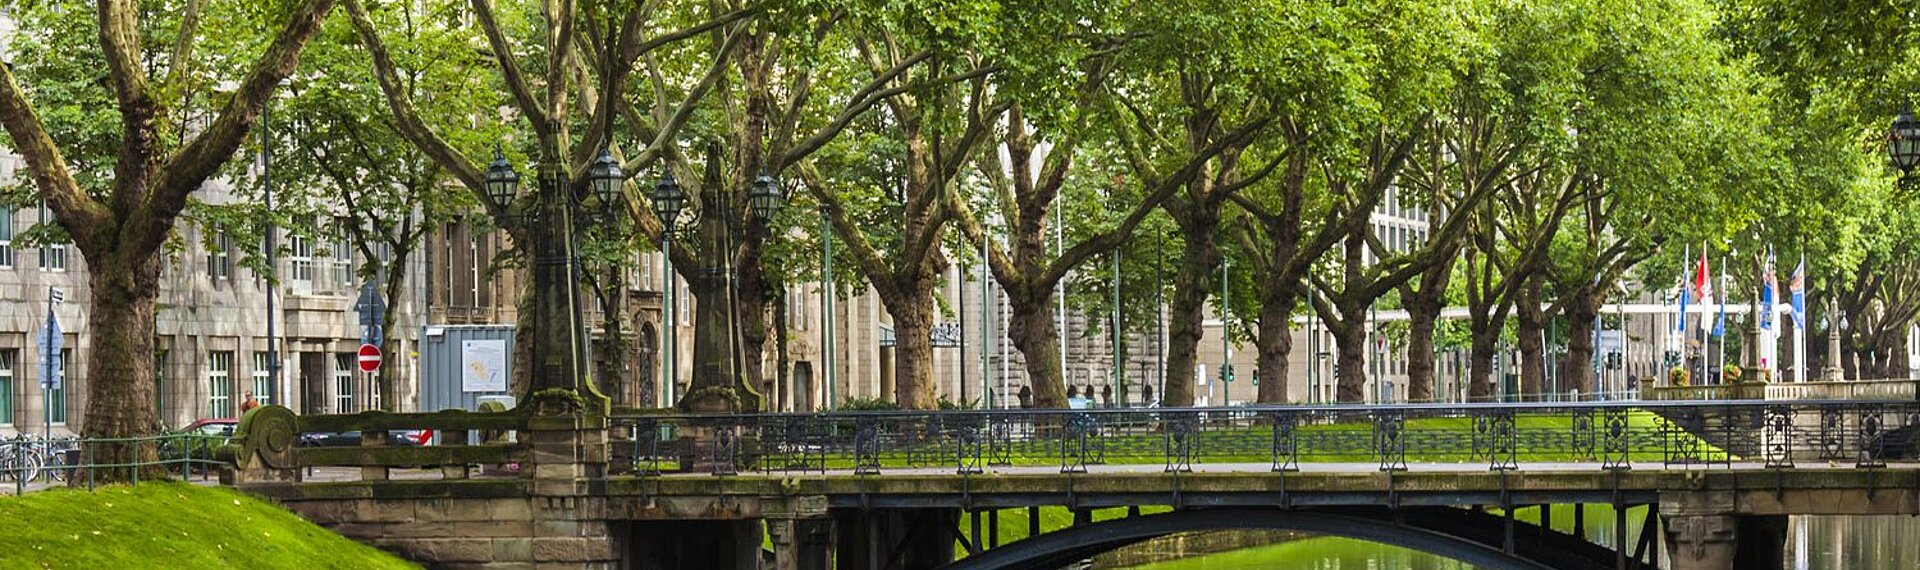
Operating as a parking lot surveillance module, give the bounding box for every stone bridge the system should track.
[221,399,1920,570]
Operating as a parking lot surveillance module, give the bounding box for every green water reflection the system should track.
[1117,513,1920,569]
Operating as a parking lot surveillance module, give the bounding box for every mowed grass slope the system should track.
[0,482,417,570]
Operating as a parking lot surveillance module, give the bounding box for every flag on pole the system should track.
[1712,253,1730,337]
[1693,248,1712,302]
[1676,245,1692,331]
[1760,248,1777,331]
[1789,256,1806,329]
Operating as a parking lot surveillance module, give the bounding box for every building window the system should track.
[207,351,233,418]
[287,231,316,285]
[0,349,13,425]
[37,201,65,271]
[49,348,70,423]
[208,231,233,281]
[251,352,273,406]
[0,207,14,268]
[333,353,355,413]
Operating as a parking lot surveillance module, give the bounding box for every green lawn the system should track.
[1120,535,1474,569]
[0,482,417,570]
[747,410,1727,471]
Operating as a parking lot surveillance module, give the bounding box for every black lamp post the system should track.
[1891,105,1920,179]
[646,160,784,413]
[482,146,625,402]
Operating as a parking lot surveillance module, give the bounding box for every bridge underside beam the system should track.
[809,490,1663,510]
[936,507,1603,570]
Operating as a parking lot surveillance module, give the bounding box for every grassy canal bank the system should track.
[0,482,415,569]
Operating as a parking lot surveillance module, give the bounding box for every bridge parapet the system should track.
[1645,379,1918,401]
[223,401,620,568]
[222,404,532,485]
[606,400,1920,477]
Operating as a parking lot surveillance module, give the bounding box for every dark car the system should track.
[298,430,428,447]
[162,418,238,474]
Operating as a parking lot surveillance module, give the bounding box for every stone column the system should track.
[1664,514,1737,570]
[526,411,609,496]
[520,407,616,568]
[769,518,834,570]
[1662,490,1786,570]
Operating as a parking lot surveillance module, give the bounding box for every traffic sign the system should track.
[358,343,383,372]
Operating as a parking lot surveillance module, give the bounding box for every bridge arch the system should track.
[939,507,1615,570]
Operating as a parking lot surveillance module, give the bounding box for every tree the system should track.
[795,11,1005,408]
[260,4,498,410]
[346,0,753,406]
[946,7,1279,407]
[0,0,337,478]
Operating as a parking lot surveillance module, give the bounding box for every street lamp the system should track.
[485,148,519,208]
[588,150,624,213]
[749,172,783,227]
[1890,105,1920,178]
[483,145,627,404]
[646,159,784,413]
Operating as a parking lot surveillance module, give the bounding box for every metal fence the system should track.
[0,433,229,494]
[607,400,1920,477]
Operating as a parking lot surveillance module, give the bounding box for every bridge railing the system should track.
[223,405,529,483]
[1644,379,1918,401]
[607,400,1920,477]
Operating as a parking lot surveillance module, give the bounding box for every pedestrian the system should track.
[239,390,260,415]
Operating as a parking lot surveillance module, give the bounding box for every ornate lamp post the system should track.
[482,147,623,403]
[648,158,784,413]
[1889,105,1920,181]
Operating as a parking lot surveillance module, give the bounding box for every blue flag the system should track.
[1760,248,1777,331]
[1789,257,1806,329]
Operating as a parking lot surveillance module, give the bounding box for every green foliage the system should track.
[836,397,899,411]
[936,396,979,411]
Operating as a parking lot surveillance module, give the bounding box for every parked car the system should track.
[298,430,429,447]
[161,418,237,474]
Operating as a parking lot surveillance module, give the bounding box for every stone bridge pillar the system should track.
[1662,491,1786,570]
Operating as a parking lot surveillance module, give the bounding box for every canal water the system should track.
[1113,514,1920,569]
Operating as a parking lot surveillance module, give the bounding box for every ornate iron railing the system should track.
[607,400,1920,477]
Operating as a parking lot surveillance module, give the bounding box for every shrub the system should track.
[837,397,898,411]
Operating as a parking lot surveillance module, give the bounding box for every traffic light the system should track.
[1220,364,1235,384]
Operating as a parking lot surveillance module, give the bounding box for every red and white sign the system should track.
[357,343,383,372]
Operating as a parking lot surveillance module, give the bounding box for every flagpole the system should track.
[1795,253,1807,383]
[1701,244,1710,384]
[1719,253,1727,383]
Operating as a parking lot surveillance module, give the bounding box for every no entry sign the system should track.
[358,343,383,372]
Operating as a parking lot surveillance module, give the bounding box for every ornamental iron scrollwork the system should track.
[1164,412,1199,473]
[853,418,882,475]
[709,423,739,476]
[952,415,984,475]
[987,414,1014,466]
[1856,405,1887,468]
[1374,410,1407,472]
[1472,412,1493,464]
[1818,405,1846,460]
[1060,413,1098,474]
[1763,406,1795,469]
[1570,409,1596,460]
[1662,407,1707,466]
[1488,409,1517,471]
[1270,411,1299,472]
[1601,407,1631,471]
[631,418,662,475]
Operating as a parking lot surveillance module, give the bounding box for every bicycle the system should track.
[0,435,45,483]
